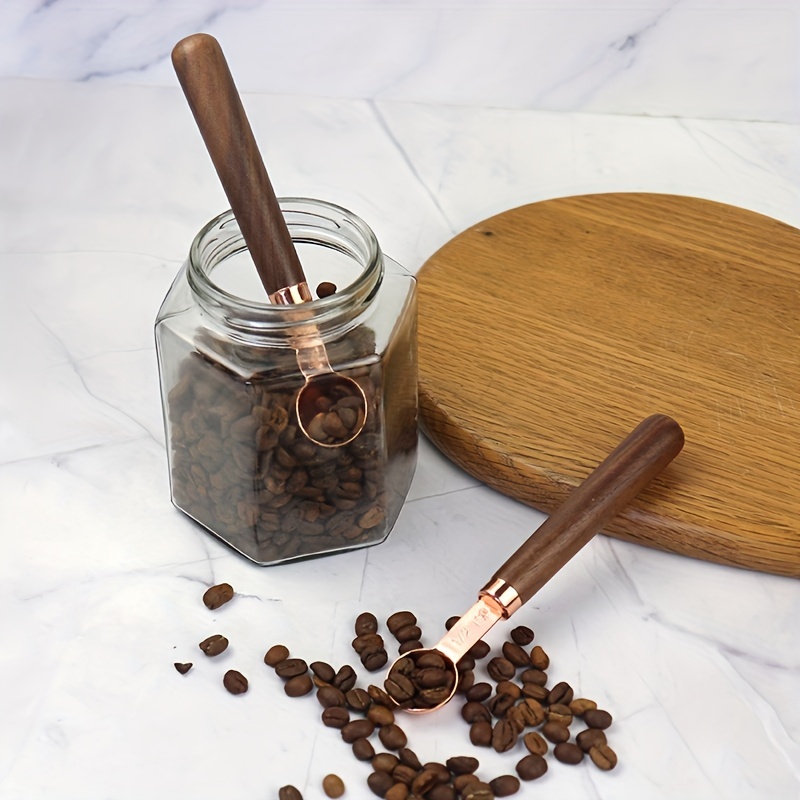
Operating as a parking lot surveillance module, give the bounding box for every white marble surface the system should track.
[1,5,799,799]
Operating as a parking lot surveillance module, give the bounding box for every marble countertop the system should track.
[1,3,798,799]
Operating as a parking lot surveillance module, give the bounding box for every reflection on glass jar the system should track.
[155,199,417,564]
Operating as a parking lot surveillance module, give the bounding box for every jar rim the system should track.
[186,198,384,332]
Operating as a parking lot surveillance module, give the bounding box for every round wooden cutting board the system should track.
[417,193,799,577]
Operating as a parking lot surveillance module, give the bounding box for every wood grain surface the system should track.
[417,193,799,577]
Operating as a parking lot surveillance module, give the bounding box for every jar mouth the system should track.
[186,198,384,333]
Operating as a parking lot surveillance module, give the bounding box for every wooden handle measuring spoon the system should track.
[385,414,685,713]
[171,33,367,447]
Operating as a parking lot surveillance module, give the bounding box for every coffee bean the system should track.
[398,748,423,770]
[541,721,570,743]
[346,687,372,711]
[285,674,313,697]
[333,664,357,692]
[279,786,303,800]
[362,648,389,671]
[486,657,516,682]
[492,719,518,753]
[316,281,337,298]
[529,645,549,670]
[569,698,597,717]
[341,719,375,743]
[394,624,422,643]
[372,752,400,773]
[410,769,439,795]
[384,784,409,800]
[457,654,476,672]
[486,692,516,717]
[387,611,417,635]
[367,684,394,707]
[519,668,547,686]
[523,731,548,756]
[446,755,479,774]
[353,633,384,655]
[490,775,520,797]
[516,753,548,781]
[462,701,492,724]
[397,640,422,655]
[546,681,574,706]
[456,669,475,693]
[174,662,192,674]
[510,625,534,646]
[453,774,480,792]
[391,764,418,786]
[554,742,584,764]
[444,616,460,630]
[465,682,493,702]
[367,770,394,797]
[385,674,415,704]
[379,723,408,750]
[321,706,350,728]
[546,703,573,726]
[199,634,228,657]
[368,703,395,727]
[516,698,545,727]
[461,781,493,800]
[520,683,549,701]
[355,611,379,636]
[310,660,336,683]
[428,785,457,800]
[576,728,607,752]
[317,685,347,708]
[583,708,613,729]
[504,705,527,734]
[222,669,248,694]
[495,680,521,699]
[202,582,234,609]
[469,640,492,659]
[322,773,345,798]
[469,720,493,747]
[501,641,530,668]
[353,737,376,761]
[589,743,618,770]
[275,658,308,679]
[265,644,290,666]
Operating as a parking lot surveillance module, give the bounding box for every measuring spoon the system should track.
[384,414,685,712]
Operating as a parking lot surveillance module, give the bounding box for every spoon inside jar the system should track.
[171,33,366,447]
[384,414,685,713]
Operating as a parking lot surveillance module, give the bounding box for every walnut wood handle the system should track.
[491,414,685,605]
[171,33,305,294]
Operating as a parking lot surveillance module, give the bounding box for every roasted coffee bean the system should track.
[353,737,376,761]
[457,654,476,672]
[265,644,290,666]
[490,775,520,797]
[387,611,417,635]
[321,706,350,728]
[279,786,303,800]
[391,764,418,786]
[453,774,480,792]
[202,582,234,609]
[502,641,530,668]
[446,755,479,774]
[346,687,372,711]
[362,647,389,671]
[174,662,192,674]
[341,719,375,743]
[368,684,394,707]
[456,669,475,693]
[583,708,613,729]
[310,660,336,683]
[222,669,248,694]
[385,674,415,704]
[317,685,347,708]
[569,698,598,717]
[589,743,618,770]
[445,615,460,630]
[486,692,516,717]
[428,785,457,800]
[410,769,439,795]
[492,719,518,752]
[516,698,545,727]
[504,705,527,734]
[469,640,492,659]
[465,682,493,702]
[384,784,409,800]
[285,673,313,697]
[486,657,516,682]
[470,720,493,747]
[520,683,549,702]
[355,611,379,635]
[510,625,534,646]
[397,640,422,655]
[462,701,492,724]
[368,703,395,727]
[495,680,521,699]
[353,633,384,655]
[546,681,574,706]
[367,770,394,797]
[399,748,423,770]
[554,742,584,764]
[461,781,494,800]
[519,668,547,686]
[417,652,447,669]
[416,667,451,689]
[275,658,308,679]
[333,664,357,692]
[394,624,422,643]
[372,752,400,773]
[541,721,570,743]
[516,753,548,781]
[523,730,548,756]
[423,761,451,783]
[199,634,229,657]
[576,727,607,752]
[379,723,408,750]
[547,702,573,726]
[322,773,345,798]
[529,645,549,670]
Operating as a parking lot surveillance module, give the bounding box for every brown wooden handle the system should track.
[171,33,306,294]
[491,414,685,605]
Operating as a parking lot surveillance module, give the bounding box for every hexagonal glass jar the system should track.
[155,199,417,564]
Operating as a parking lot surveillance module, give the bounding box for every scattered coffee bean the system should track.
[486,657,516,682]
[353,634,384,655]
[554,742,584,764]
[355,611,379,636]
[410,768,439,795]
[321,706,350,728]
[589,743,618,770]
[397,640,422,655]
[529,645,549,670]
[379,723,408,750]
[490,775,520,796]
[541,721,570,743]
[523,730,548,756]
[372,752,400,773]
[285,674,313,697]
[519,668,547,686]
[583,708,613,729]
[275,658,309,679]
[495,680,521,699]
[317,685,347,708]
[321,773,345,798]
[501,641,530,668]
[469,640,492,659]
[333,664,357,692]
[453,774,480,792]
[341,719,375,743]
[265,644,290,667]
[486,692,515,717]
[279,786,303,800]
[520,683,549,701]
[394,624,422,643]
[510,625,534,646]
[516,698,545,727]
[353,737,376,761]
[492,719,518,753]
[199,634,228,657]
[465,682,493,703]
[516,753,548,781]
[428,785,456,800]
[367,703,395,727]
[311,660,336,683]
[362,648,389,671]
[569,697,597,717]
[470,720,493,747]
[368,684,394,707]
[391,763,418,785]
[222,669,248,694]
[345,687,372,712]
[462,701,492,724]
[399,748,423,770]
[446,755,479,775]
[546,703,573,726]
[461,781,493,800]
[384,784,409,800]
[202,582,234,610]
[367,770,394,797]
[576,728,607,752]
[546,681,574,706]
[387,611,417,635]
[174,662,192,674]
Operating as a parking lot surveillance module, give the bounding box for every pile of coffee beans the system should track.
[165,320,416,565]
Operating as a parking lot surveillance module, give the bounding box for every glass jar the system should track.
[155,199,418,564]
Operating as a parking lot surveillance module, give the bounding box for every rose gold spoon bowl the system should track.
[385,414,685,713]
[171,33,366,447]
